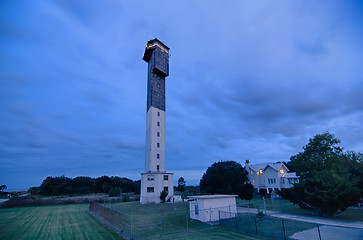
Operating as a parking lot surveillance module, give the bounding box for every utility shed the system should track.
[188,195,237,222]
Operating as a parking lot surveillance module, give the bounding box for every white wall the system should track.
[140,173,174,204]
[189,197,237,222]
[145,106,166,172]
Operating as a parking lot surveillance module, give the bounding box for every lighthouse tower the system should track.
[140,39,174,204]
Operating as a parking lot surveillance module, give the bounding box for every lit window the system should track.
[157,154,160,159]
[252,180,255,185]
[147,187,154,192]
[164,175,168,180]
[251,171,253,175]
[157,143,160,148]
[280,169,284,174]
[259,169,262,174]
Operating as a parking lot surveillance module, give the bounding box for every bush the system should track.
[122,195,130,202]
[108,187,122,197]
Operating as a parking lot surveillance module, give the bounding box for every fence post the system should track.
[160,212,163,237]
[317,224,322,240]
[263,197,266,214]
[218,210,221,226]
[281,220,286,240]
[271,196,275,210]
[186,211,189,231]
[254,216,258,235]
[235,213,238,229]
[130,213,133,240]
[210,207,212,222]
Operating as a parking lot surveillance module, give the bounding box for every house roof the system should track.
[249,162,288,172]
[187,195,238,200]
[283,172,299,178]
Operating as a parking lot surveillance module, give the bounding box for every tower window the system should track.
[157,154,160,159]
[157,165,160,171]
[157,83,160,89]
[157,132,160,137]
[157,112,160,116]
[147,187,154,193]
[157,143,160,148]
[164,175,168,180]
[157,121,160,126]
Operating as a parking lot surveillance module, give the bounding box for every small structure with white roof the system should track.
[188,195,237,222]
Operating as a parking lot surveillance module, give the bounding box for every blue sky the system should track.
[1,1,363,190]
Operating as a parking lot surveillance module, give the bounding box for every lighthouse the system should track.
[140,39,174,204]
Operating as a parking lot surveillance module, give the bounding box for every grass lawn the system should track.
[110,201,207,238]
[331,208,363,222]
[158,227,261,240]
[0,204,121,240]
[107,201,263,239]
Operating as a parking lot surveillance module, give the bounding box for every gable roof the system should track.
[249,162,289,172]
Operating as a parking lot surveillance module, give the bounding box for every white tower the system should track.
[140,39,174,204]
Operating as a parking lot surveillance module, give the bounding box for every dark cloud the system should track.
[1,0,362,190]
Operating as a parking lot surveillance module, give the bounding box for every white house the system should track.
[245,160,299,194]
[188,195,237,222]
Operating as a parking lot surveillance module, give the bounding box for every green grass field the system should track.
[0,204,121,240]
[0,202,262,240]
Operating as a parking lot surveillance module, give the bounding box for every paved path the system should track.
[237,207,363,229]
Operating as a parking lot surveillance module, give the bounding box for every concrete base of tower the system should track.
[140,172,174,204]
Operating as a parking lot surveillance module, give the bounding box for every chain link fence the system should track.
[89,199,362,240]
[237,195,321,216]
[89,200,221,239]
[220,212,363,240]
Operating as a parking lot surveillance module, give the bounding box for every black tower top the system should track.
[143,39,169,112]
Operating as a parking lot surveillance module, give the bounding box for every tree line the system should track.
[29,176,140,196]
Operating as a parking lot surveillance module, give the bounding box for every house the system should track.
[245,160,299,194]
[188,195,237,222]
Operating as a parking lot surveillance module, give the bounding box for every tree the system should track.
[28,186,40,194]
[200,161,254,200]
[278,132,363,215]
[160,190,168,203]
[39,176,72,195]
[0,185,7,192]
[72,176,94,194]
[94,176,111,193]
[176,177,186,192]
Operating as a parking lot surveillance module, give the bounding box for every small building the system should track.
[245,160,299,194]
[188,195,237,222]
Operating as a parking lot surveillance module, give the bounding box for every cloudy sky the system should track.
[1,1,363,190]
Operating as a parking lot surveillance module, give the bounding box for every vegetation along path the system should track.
[0,204,121,240]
